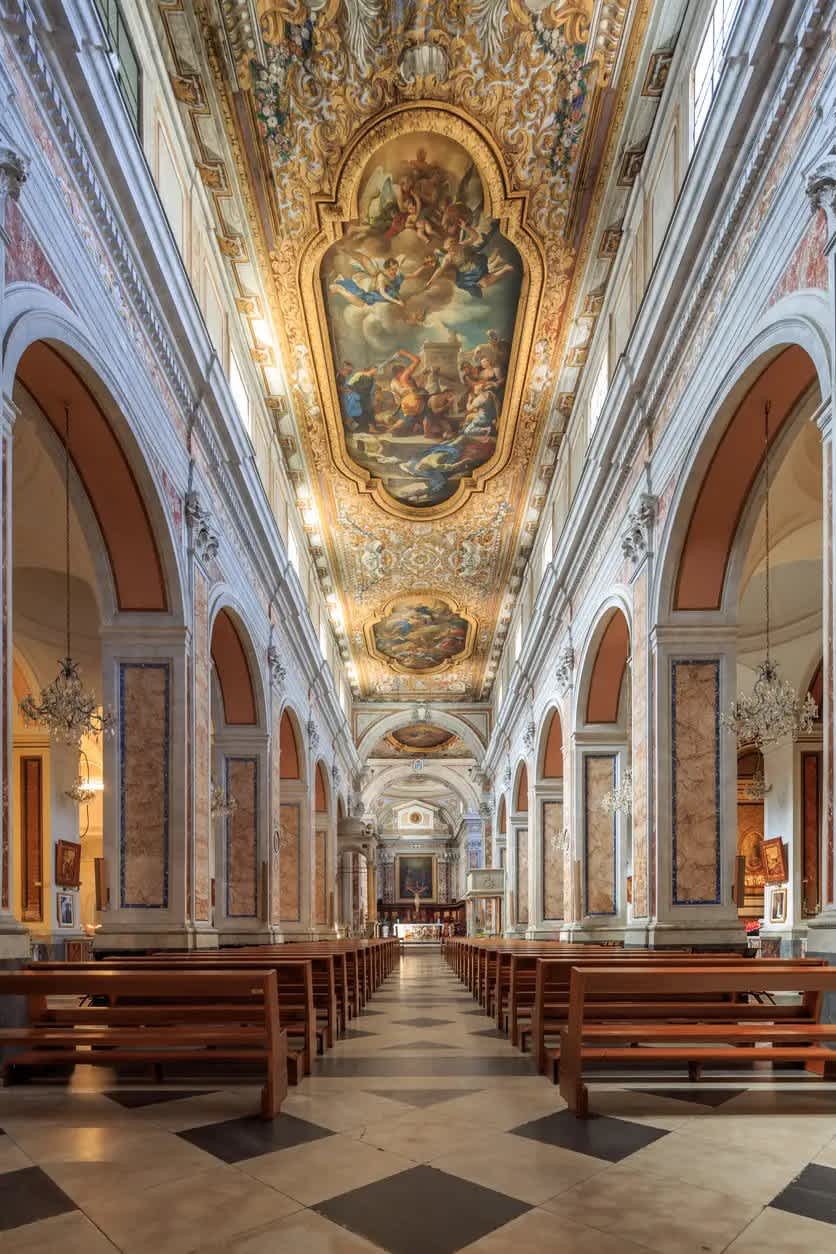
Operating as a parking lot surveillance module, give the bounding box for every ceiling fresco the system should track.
[157,0,649,699]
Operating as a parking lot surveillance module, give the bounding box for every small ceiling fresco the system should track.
[392,723,456,750]
[322,131,523,508]
[366,594,475,674]
[158,0,650,699]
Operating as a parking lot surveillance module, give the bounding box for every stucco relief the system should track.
[584,755,616,915]
[671,660,721,905]
[225,758,258,917]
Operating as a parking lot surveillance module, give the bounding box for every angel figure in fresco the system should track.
[329,251,433,323]
[424,218,515,299]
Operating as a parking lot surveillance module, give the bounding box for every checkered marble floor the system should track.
[1,949,836,1252]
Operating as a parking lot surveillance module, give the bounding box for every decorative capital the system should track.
[806,149,836,252]
[555,645,574,695]
[621,493,657,563]
[502,760,512,789]
[0,147,28,214]
[306,717,320,753]
[267,643,286,690]
[331,760,342,789]
[522,718,536,755]
[185,491,219,563]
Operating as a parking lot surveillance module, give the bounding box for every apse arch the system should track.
[3,298,186,625]
[362,762,480,815]
[653,304,829,625]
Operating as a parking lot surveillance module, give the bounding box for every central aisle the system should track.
[1,949,835,1252]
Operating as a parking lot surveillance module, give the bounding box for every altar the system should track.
[394,922,443,943]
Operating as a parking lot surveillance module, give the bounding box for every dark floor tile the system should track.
[383,1040,461,1051]
[315,1164,529,1254]
[104,1089,218,1108]
[395,1018,453,1028]
[340,1029,378,1040]
[470,1028,507,1040]
[0,1166,77,1231]
[315,1056,534,1076]
[367,1088,484,1109]
[631,1087,744,1108]
[771,1163,836,1225]
[511,1109,669,1163]
[177,1112,334,1163]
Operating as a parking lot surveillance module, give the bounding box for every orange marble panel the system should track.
[631,569,649,918]
[585,755,616,915]
[120,663,169,908]
[516,828,529,924]
[280,801,301,922]
[193,570,210,921]
[542,800,564,920]
[226,758,258,917]
[314,828,327,925]
[671,660,721,904]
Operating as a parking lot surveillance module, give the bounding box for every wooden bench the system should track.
[559,964,836,1116]
[0,968,288,1117]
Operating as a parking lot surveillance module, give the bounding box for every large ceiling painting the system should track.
[157,0,647,699]
[321,132,523,508]
[366,594,475,674]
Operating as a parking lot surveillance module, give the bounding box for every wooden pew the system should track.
[559,963,836,1116]
[0,968,287,1117]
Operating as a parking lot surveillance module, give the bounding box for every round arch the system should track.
[278,704,308,786]
[3,296,187,625]
[314,759,331,815]
[536,706,564,782]
[362,763,481,816]
[356,708,485,763]
[574,597,632,730]
[208,599,265,729]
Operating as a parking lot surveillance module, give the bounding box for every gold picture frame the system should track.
[395,854,437,903]
[769,887,787,924]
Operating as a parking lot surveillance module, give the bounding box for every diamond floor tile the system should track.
[770,1163,836,1226]
[103,1089,218,1108]
[394,1017,453,1028]
[314,1164,530,1254]
[366,1088,484,1108]
[0,1166,77,1232]
[631,1087,744,1108]
[511,1109,669,1162]
[177,1112,334,1163]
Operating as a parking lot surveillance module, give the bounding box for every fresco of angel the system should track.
[329,251,433,321]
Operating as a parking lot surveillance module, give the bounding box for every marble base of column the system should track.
[758,927,810,958]
[641,918,748,950]
[0,918,31,960]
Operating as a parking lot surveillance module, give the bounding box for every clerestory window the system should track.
[692,0,743,147]
[93,0,141,133]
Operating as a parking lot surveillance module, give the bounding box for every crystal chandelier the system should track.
[211,783,238,820]
[601,768,632,816]
[547,825,570,855]
[19,405,114,745]
[722,402,818,750]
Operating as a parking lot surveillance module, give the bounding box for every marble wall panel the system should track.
[516,828,529,924]
[225,757,258,917]
[585,755,616,915]
[671,659,721,905]
[193,569,211,921]
[314,828,327,925]
[120,663,169,908]
[542,799,564,919]
[279,801,301,922]
[270,702,282,924]
[631,569,649,917]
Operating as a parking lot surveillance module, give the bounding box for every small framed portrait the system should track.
[762,837,788,885]
[55,839,81,887]
[56,891,75,929]
[769,887,787,924]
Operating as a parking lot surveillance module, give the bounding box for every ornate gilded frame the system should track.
[395,853,438,904]
[298,102,545,520]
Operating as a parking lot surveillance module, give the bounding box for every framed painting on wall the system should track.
[769,887,787,924]
[55,839,81,887]
[396,854,437,903]
[762,838,788,885]
[56,891,75,929]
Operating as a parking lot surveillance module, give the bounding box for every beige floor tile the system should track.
[725,1208,836,1253]
[431,1130,606,1205]
[0,1135,31,1173]
[80,1165,301,1253]
[276,1088,414,1131]
[241,1132,413,1205]
[132,1088,265,1132]
[813,1134,836,1168]
[357,1112,485,1163]
[678,1111,836,1160]
[541,1165,761,1254]
[459,1208,654,1253]
[425,1086,565,1130]
[201,1208,383,1254]
[625,1129,808,1203]
[577,1088,705,1131]
[5,1123,216,1175]
[0,1211,120,1254]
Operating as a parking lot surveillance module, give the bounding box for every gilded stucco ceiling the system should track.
[156,0,658,700]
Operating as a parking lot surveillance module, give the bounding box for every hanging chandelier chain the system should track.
[64,403,71,662]
[763,400,771,662]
